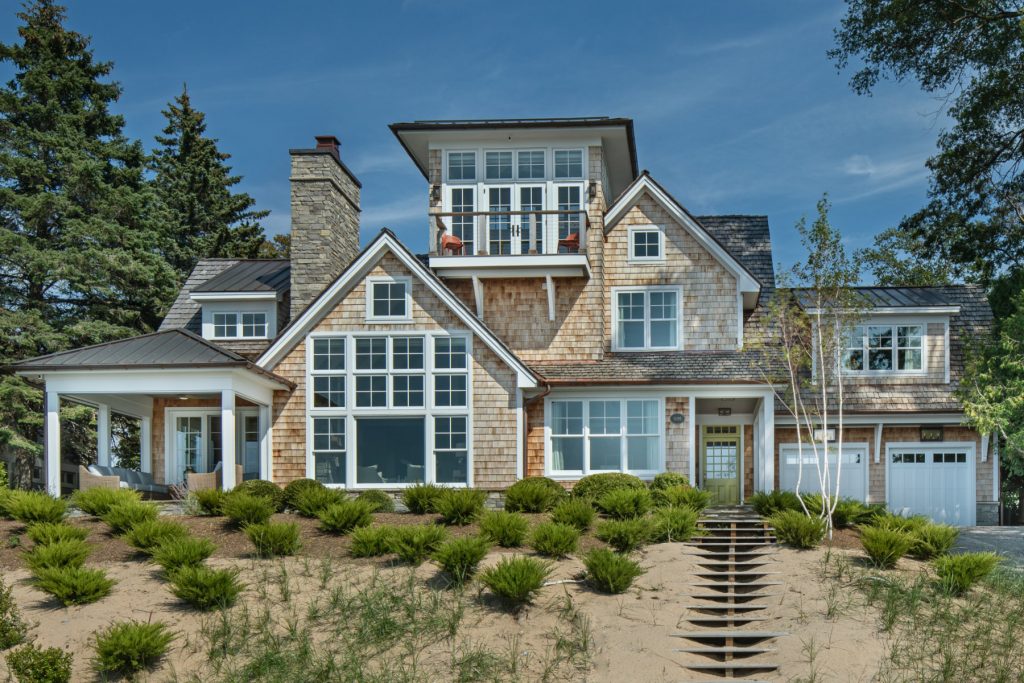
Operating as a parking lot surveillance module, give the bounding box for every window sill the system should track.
[611,346,683,353]
[364,317,414,324]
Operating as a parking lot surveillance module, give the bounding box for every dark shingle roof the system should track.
[696,215,775,289]
[159,259,240,333]
[531,350,783,385]
[192,260,289,293]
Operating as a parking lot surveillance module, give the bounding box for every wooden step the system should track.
[674,645,776,656]
[685,617,771,626]
[685,662,780,673]
[685,592,780,602]
[690,581,784,591]
[673,630,788,640]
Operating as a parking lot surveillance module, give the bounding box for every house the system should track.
[11,118,998,526]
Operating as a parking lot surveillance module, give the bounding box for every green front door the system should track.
[701,426,740,505]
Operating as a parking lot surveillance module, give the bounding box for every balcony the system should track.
[428,210,591,279]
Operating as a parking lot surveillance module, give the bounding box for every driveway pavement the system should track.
[954,526,1024,566]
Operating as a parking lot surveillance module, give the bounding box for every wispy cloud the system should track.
[361,194,424,230]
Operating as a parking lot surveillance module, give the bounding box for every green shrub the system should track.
[831,498,867,529]
[32,566,115,606]
[291,486,343,517]
[432,536,491,586]
[909,523,960,560]
[479,556,551,608]
[584,548,645,593]
[853,502,888,526]
[597,488,652,519]
[282,478,325,510]
[648,472,689,491]
[349,525,396,557]
[434,488,487,525]
[504,477,564,513]
[150,536,216,572]
[6,491,67,525]
[550,498,596,530]
[769,510,826,549]
[221,493,275,528]
[0,577,28,649]
[800,492,826,516]
[872,514,931,534]
[5,643,72,683]
[529,522,579,558]
[356,489,395,513]
[934,552,1001,595]
[650,505,700,542]
[101,502,158,535]
[245,521,301,558]
[92,620,174,676]
[653,485,711,511]
[861,525,914,569]
[0,488,11,518]
[748,490,802,516]
[168,565,243,610]
[71,488,140,517]
[402,483,444,514]
[596,518,653,552]
[124,519,189,553]
[26,523,88,546]
[317,500,374,534]
[232,479,285,512]
[0,461,6,489]
[389,524,449,565]
[24,539,91,572]
[478,510,529,547]
[571,473,645,501]
[191,489,228,516]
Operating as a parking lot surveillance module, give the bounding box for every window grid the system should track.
[447,151,476,181]
[631,229,661,260]
[213,313,237,338]
[312,417,345,485]
[434,416,468,484]
[450,188,475,253]
[370,281,408,319]
[517,150,545,179]
[614,289,680,351]
[843,324,924,373]
[548,399,662,475]
[554,149,584,179]
[485,151,513,180]
[241,313,267,338]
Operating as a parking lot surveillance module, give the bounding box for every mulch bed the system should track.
[825,526,862,551]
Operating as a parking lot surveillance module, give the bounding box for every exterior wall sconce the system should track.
[588,180,597,201]
[430,184,441,203]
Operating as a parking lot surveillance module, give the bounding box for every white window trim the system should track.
[164,408,261,485]
[203,303,275,341]
[365,276,413,323]
[445,150,478,183]
[553,148,586,180]
[483,149,515,182]
[843,322,929,376]
[611,285,684,352]
[627,225,665,263]
[305,331,473,489]
[543,396,665,479]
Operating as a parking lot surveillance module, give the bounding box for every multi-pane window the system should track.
[241,313,267,337]
[843,324,924,373]
[549,399,662,474]
[447,151,475,181]
[554,149,583,179]
[488,186,513,255]
[434,336,467,369]
[311,338,345,409]
[517,150,545,179]
[485,151,513,180]
[312,417,345,485]
[450,188,474,253]
[369,281,408,319]
[631,228,662,260]
[556,185,582,248]
[212,311,268,338]
[519,186,544,254]
[434,416,468,483]
[213,313,237,338]
[434,375,467,407]
[614,289,679,350]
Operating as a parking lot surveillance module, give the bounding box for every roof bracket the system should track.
[472,276,484,319]
[545,275,556,322]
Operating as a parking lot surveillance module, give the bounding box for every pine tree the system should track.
[0,1,179,485]
[151,85,268,278]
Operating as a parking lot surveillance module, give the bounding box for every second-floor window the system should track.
[212,312,267,339]
[843,324,923,372]
[554,149,583,179]
[613,287,681,351]
[447,152,475,181]
[629,226,664,261]
[367,278,410,321]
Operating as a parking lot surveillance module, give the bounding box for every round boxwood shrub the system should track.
[571,473,645,501]
[232,480,286,512]
[283,478,325,510]
[356,489,395,513]
[504,477,565,513]
[648,472,689,491]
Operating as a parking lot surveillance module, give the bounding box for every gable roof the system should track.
[696,215,775,290]
[257,229,541,388]
[10,329,294,387]
[604,172,762,295]
[192,260,290,294]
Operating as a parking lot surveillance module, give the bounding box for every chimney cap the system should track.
[315,135,341,153]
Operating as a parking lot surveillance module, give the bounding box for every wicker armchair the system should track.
[187,462,244,492]
[78,465,120,491]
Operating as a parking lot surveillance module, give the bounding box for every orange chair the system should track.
[558,232,580,252]
[440,232,465,255]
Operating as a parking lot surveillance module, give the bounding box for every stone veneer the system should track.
[270,251,519,489]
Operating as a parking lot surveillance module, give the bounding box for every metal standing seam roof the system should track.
[794,286,964,309]
[9,329,294,387]
[192,260,290,293]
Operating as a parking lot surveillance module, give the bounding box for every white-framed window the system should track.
[547,398,663,476]
[628,225,664,262]
[211,311,268,339]
[366,277,411,322]
[306,332,472,488]
[450,187,475,253]
[556,184,582,248]
[447,151,476,182]
[485,151,513,180]
[612,287,682,351]
[554,149,584,179]
[843,324,924,373]
[517,150,545,179]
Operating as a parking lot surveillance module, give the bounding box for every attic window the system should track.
[367,278,411,322]
[629,226,663,262]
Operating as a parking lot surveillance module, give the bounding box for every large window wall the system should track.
[546,397,663,478]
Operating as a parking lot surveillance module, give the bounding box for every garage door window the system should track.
[889,445,973,526]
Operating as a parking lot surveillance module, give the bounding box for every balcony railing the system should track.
[431,210,590,257]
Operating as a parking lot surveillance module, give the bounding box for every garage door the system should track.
[888,446,975,526]
[780,445,866,501]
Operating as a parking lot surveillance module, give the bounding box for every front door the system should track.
[702,426,740,505]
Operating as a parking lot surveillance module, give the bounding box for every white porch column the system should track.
[258,403,272,483]
[761,396,775,492]
[96,403,111,466]
[221,390,237,490]
[44,391,61,497]
[140,416,152,474]
[687,397,696,484]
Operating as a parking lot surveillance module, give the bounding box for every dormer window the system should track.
[367,277,411,321]
[211,311,268,339]
[843,324,923,372]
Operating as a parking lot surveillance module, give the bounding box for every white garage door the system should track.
[780,445,867,501]
[888,445,975,526]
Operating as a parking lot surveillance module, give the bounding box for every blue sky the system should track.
[1,1,946,274]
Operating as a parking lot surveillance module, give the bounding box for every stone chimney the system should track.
[289,135,362,318]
